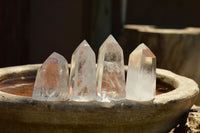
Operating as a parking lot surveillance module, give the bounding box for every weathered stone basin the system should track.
[0,64,198,133]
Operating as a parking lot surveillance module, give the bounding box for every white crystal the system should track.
[69,40,96,101]
[32,52,69,101]
[125,43,156,101]
[97,35,125,102]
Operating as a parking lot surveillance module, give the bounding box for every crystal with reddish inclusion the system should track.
[32,52,69,101]
[69,40,96,101]
[97,35,125,102]
[126,43,156,101]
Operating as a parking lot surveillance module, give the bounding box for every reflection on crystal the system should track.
[32,52,69,101]
[125,43,156,101]
[69,40,96,101]
[97,35,125,101]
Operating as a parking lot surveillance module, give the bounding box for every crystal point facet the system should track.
[126,43,156,101]
[97,35,125,101]
[70,40,96,101]
[32,52,69,101]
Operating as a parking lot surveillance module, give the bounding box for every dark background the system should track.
[0,0,200,67]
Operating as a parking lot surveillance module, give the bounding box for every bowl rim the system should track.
[124,24,200,34]
[0,64,198,107]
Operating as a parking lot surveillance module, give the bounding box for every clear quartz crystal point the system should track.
[126,43,156,101]
[69,40,96,101]
[97,35,125,102]
[32,52,69,101]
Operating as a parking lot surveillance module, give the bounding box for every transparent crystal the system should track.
[125,43,156,101]
[69,40,96,101]
[97,35,125,102]
[32,52,69,101]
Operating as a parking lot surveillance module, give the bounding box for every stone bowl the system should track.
[0,64,198,133]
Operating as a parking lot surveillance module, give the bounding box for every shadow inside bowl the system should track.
[0,75,175,97]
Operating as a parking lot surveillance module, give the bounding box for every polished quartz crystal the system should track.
[32,52,69,101]
[97,35,125,102]
[125,43,156,101]
[69,40,96,101]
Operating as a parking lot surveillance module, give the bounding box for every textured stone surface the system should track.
[126,43,156,101]
[186,105,200,133]
[97,35,125,102]
[32,52,69,101]
[169,105,200,133]
[69,40,96,101]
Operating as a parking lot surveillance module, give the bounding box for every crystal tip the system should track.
[80,40,89,47]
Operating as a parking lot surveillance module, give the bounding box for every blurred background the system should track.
[1,0,200,86]
[1,0,200,66]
